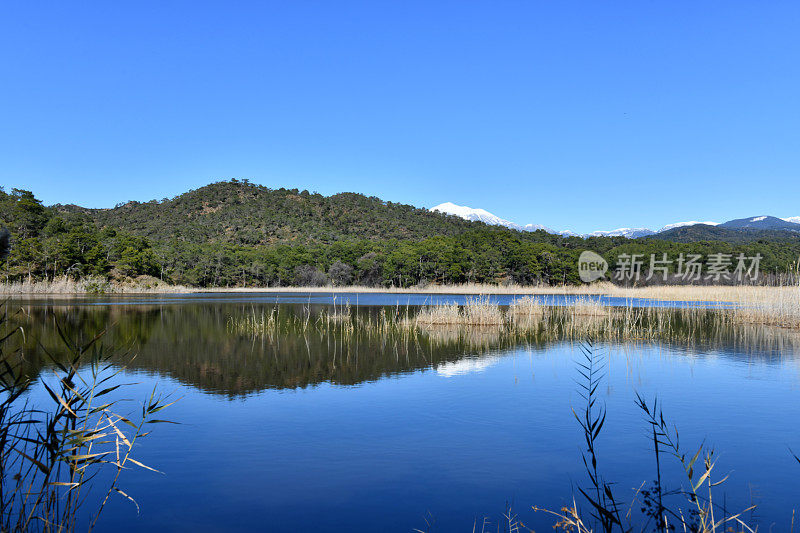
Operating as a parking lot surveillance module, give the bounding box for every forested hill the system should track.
[58,180,503,246]
[3,181,800,288]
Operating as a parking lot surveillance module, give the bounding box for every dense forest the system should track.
[2,180,799,287]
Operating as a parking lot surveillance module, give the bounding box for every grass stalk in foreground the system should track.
[532,342,762,533]
[0,306,175,532]
[416,340,790,532]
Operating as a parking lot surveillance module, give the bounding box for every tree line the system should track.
[2,183,799,287]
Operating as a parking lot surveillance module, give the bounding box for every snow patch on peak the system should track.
[522,223,555,233]
[588,228,656,238]
[431,202,493,220]
[782,216,800,224]
[657,221,720,233]
[750,216,767,222]
[431,202,521,230]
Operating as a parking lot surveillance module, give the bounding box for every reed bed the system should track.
[508,296,545,317]
[226,298,800,357]
[410,298,505,326]
[568,296,611,317]
[607,282,800,305]
[7,276,800,314]
[0,275,196,295]
[411,303,463,326]
[732,285,800,328]
[212,280,800,306]
[461,298,506,325]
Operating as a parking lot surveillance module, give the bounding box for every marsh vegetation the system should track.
[226,295,800,346]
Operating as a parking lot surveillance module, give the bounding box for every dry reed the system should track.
[0,275,196,295]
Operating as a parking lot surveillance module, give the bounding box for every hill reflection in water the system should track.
[6,301,800,397]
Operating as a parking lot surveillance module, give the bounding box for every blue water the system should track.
[20,291,732,309]
[8,295,798,532]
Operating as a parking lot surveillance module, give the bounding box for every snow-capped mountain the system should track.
[432,202,656,237]
[431,202,524,231]
[522,223,556,232]
[721,215,800,231]
[432,202,657,237]
[587,228,656,238]
[431,202,800,239]
[432,203,560,233]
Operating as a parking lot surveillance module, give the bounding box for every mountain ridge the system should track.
[432,202,800,239]
[720,215,800,231]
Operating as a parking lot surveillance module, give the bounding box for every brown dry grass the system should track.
[4,277,800,315]
[209,281,800,307]
[0,275,196,295]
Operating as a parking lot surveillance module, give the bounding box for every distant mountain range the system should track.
[431,202,800,239]
[719,215,800,231]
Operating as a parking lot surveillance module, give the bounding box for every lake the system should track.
[5,293,800,531]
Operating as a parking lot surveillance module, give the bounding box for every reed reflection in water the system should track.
[6,299,799,397]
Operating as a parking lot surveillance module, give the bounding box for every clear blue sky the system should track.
[1,2,798,233]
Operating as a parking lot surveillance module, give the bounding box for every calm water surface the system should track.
[7,293,800,531]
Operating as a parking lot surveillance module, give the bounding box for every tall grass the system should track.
[0,275,195,295]
[0,306,174,531]
[571,340,623,532]
[412,298,505,326]
[732,285,800,328]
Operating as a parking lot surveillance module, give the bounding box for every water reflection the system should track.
[436,354,502,377]
[5,301,799,397]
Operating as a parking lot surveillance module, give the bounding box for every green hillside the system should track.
[58,180,492,246]
[3,181,800,288]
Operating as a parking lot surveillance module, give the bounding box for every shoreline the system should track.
[2,279,799,305]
